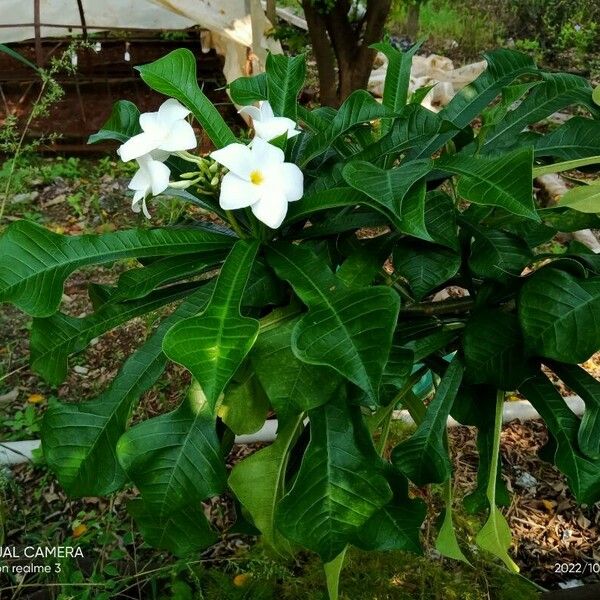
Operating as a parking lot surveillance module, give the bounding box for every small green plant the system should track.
[1,45,600,599]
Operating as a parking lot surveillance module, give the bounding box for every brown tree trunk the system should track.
[406,1,422,39]
[302,0,392,107]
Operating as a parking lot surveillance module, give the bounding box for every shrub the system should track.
[1,46,600,596]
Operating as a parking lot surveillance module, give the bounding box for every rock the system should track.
[515,471,538,489]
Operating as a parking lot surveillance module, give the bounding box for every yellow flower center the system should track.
[250,169,264,185]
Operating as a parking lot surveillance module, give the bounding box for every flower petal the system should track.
[278,162,304,202]
[259,100,275,120]
[250,137,284,166]
[157,98,190,125]
[139,111,161,135]
[147,160,171,196]
[251,190,288,229]
[254,117,298,141]
[238,105,262,121]
[219,172,262,209]
[210,143,255,179]
[159,120,197,152]
[118,132,160,162]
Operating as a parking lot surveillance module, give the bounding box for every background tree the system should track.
[301,0,392,106]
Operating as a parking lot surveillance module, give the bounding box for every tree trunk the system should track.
[302,0,392,107]
[406,1,421,39]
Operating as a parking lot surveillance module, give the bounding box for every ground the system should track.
[0,155,598,599]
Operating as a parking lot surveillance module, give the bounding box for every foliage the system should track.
[2,43,600,597]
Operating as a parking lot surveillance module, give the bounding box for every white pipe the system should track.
[0,396,586,465]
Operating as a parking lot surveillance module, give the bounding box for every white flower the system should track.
[117,99,196,162]
[128,153,170,218]
[238,100,300,142]
[210,138,303,229]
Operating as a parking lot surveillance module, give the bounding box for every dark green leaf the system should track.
[229,72,267,105]
[519,268,600,363]
[266,53,306,120]
[88,100,141,144]
[163,240,260,408]
[0,220,233,317]
[392,357,464,485]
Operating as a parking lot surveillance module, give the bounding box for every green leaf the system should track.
[353,469,425,553]
[533,154,600,177]
[424,191,459,251]
[31,282,197,386]
[111,255,219,301]
[452,385,511,514]
[475,391,519,572]
[117,380,227,516]
[88,100,141,144]
[539,206,600,232]
[354,104,447,164]
[520,374,600,505]
[267,243,399,404]
[443,49,537,129]
[136,48,236,148]
[392,357,464,485]
[0,43,40,72]
[163,240,260,407]
[266,53,306,120]
[463,309,533,390]
[127,498,217,557]
[439,147,537,220]
[342,159,434,238]
[41,283,215,497]
[528,117,600,161]
[229,72,267,105]
[371,40,423,132]
[251,318,341,420]
[229,414,304,554]
[466,224,533,283]
[482,73,598,150]
[545,361,600,459]
[557,183,600,214]
[302,90,395,163]
[276,394,392,561]
[519,268,600,363]
[393,241,460,300]
[435,478,470,564]
[324,549,347,600]
[0,220,233,317]
[218,366,270,435]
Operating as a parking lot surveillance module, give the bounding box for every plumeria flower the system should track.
[238,101,300,142]
[117,98,196,162]
[210,138,303,229]
[128,152,170,218]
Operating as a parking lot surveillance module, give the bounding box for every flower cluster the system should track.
[118,99,303,229]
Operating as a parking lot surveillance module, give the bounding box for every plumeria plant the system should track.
[2,45,600,595]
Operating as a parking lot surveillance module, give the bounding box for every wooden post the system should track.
[33,0,43,66]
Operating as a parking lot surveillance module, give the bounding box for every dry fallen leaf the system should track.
[72,524,88,538]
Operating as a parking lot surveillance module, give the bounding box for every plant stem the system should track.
[488,389,505,502]
[225,210,247,239]
[400,297,474,317]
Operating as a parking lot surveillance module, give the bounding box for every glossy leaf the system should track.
[127,498,217,557]
[393,241,461,300]
[41,283,215,497]
[342,159,434,238]
[528,117,600,160]
[463,309,532,390]
[136,48,236,148]
[266,53,306,120]
[0,220,232,317]
[557,183,600,213]
[520,374,600,505]
[117,380,227,516]
[267,243,399,404]
[251,318,341,420]
[519,268,600,363]
[276,394,392,561]
[545,361,600,459]
[439,147,537,220]
[229,72,267,105]
[88,100,141,144]
[163,240,260,408]
[392,357,464,485]
[31,283,196,385]
[302,90,395,163]
[229,414,304,554]
[435,478,470,564]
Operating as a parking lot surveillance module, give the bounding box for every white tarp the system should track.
[0,0,281,81]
